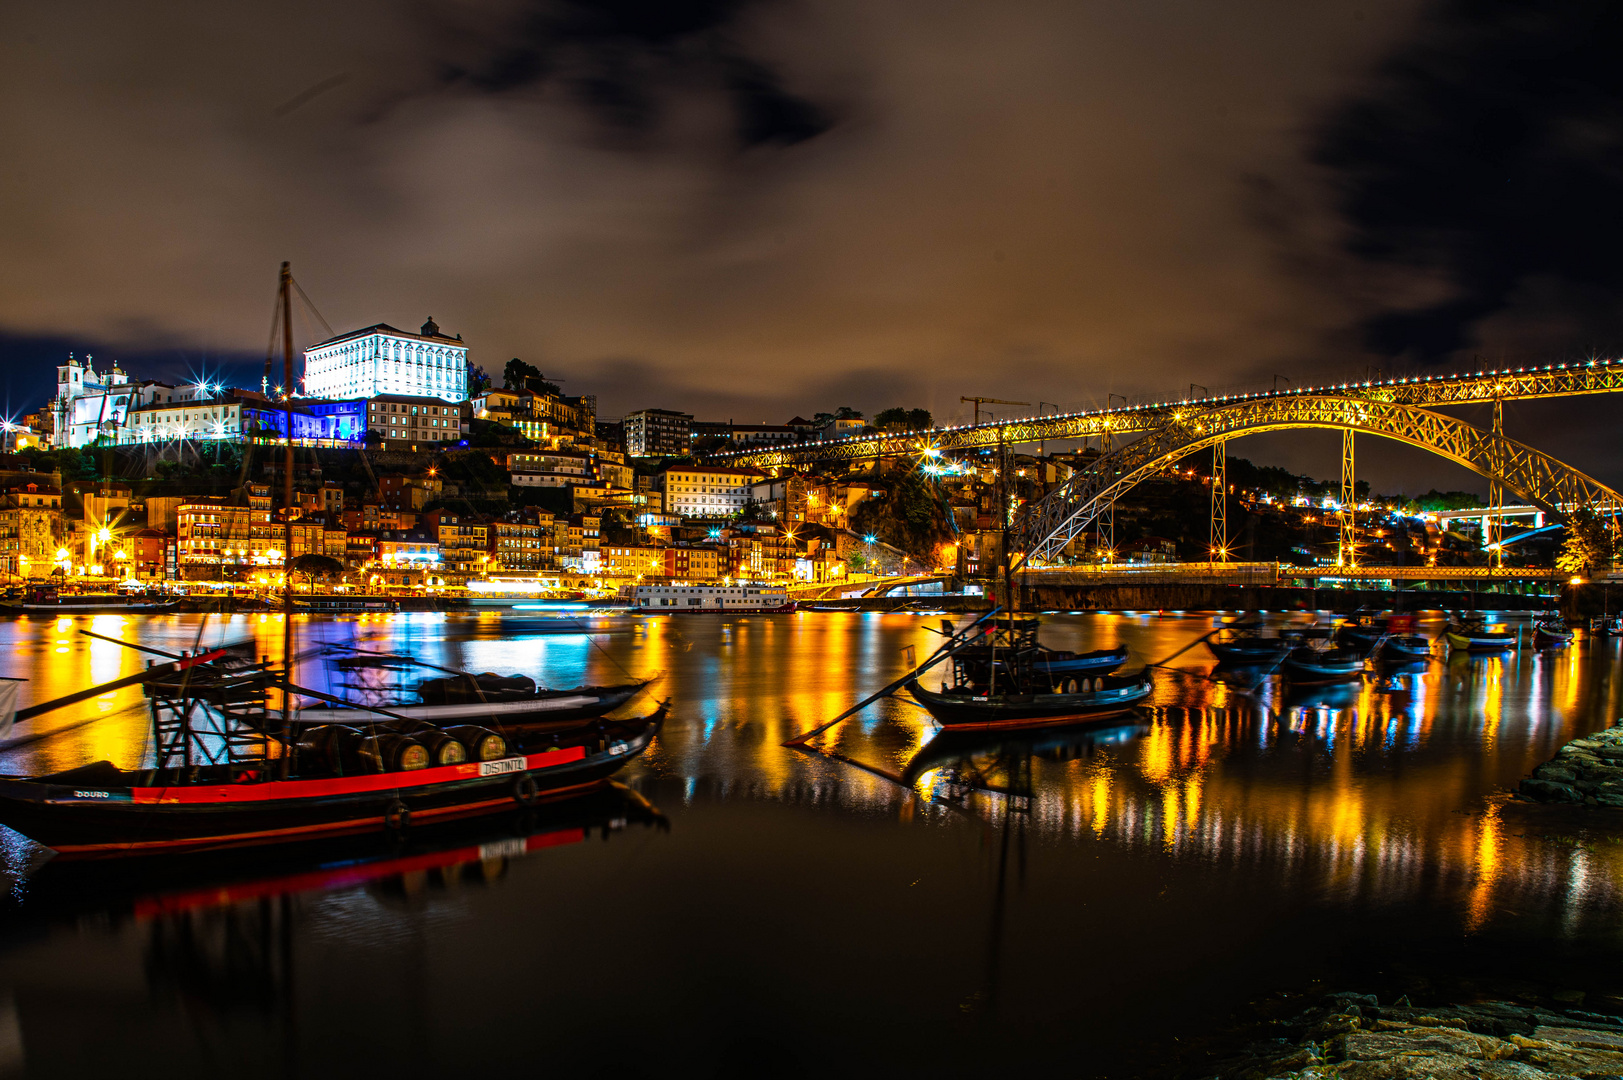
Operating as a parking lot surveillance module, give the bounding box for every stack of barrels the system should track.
[296,720,509,775]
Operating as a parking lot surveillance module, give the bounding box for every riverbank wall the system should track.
[806,583,1557,614]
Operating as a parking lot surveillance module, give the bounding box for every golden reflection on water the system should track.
[0,610,1621,937]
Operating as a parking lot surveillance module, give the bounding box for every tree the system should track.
[291,553,344,590]
[504,358,541,390]
[466,364,491,397]
[503,358,561,395]
[1557,506,1615,576]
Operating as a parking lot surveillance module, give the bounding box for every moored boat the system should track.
[1207,635,1290,666]
[1281,645,1366,684]
[1376,634,1434,663]
[1534,619,1573,649]
[288,678,652,732]
[906,669,1153,732]
[632,584,793,613]
[1444,620,1517,652]
[954,643,1129,680]
[0,705,667,858]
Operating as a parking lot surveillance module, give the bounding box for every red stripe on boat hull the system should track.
[128,746,587,804]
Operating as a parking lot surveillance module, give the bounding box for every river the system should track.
[0,609,1619,1078]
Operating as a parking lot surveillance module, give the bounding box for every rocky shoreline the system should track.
[1517,719,1623,807]
[1204,992,1623,1079]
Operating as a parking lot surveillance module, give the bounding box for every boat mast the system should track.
[279,262,295,758]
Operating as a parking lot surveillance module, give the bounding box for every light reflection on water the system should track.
[0,610,1619,1075]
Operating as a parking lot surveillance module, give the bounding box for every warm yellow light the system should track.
[97,528,111,543]
[1571,576,1586,586]
[54,548,70,562]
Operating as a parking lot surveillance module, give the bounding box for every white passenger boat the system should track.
[632,585,794,613]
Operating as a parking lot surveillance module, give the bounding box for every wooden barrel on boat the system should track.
[443,725,506,762]
[419,729,468,766]
[294,724,355,773]
[356,733,430,772]
[383,719,471,766]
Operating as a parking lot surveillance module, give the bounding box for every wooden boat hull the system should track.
[1208,640,1290,666]
[1534,628,1573,649]
[291,681,649,730]
[10,782,663,917]
[1376,635,1433,662]
[0,716,661,858]
[1445,630,1516,652]
[905,673,1153,733]
[1282,650,1365,684]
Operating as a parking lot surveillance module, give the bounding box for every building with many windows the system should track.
[302,318,468,403]
[623,409,692,457]
[365,396,468,449]
[661,466,763,518]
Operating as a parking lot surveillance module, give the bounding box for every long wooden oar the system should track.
[1146,614,1251,671]
[79,628,255,661]
[12,648,232,725]
[783,607,1001,747]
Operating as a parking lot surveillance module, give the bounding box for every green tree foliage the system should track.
[291,553,344,580]
[502,358,561,395]
[849,469,953,559]
[872,407,933,431]
[1405,489,1483,512]
[1557,506,1615,576]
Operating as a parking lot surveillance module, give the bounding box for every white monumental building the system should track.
[303,317,469,403]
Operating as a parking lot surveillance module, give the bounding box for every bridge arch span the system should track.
[1015,395,1623,562]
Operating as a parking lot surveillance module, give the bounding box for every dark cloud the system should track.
[1314,0,1623,363]
[437,0,832,147]
[22,0,1608,495]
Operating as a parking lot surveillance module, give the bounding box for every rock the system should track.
[1311,1015,1365,1039]
[1521,779,1583,802]
[1562,1010,1623,1027]
[1536,764,1579,783]
[1328,993,1381,1009]
[1592,793,1623,808]
[1592,746,1623,762]
[1519,1040,1623,1077]
[1581,765,1623,782]
[1335,1028,1518,1062]
[1334,1053,1553,1080]
[1534,1025,1623,1050]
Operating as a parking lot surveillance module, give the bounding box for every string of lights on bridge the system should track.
[712,357,1620,461]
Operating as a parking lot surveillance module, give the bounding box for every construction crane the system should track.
[960,396,1032,426]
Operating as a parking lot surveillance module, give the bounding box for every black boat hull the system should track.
[1208,640,1290,666]
[1282,649,1365,684]
[906,674,1153,733]
[1376,635,1434,662]
[0,717,661,857]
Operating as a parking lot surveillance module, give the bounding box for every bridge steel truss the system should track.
[1012,395,1623,564]
[714,358,1623,470]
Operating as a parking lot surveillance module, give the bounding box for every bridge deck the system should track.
[1019,561,1566,584]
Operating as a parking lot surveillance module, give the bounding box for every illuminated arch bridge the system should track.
[1012,395,1623,565]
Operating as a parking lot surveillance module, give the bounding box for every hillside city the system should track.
[0,316,1575,600]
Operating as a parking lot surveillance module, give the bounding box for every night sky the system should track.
[4,0,1622,491]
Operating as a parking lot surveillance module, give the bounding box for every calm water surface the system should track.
[0,609,1620,1078]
